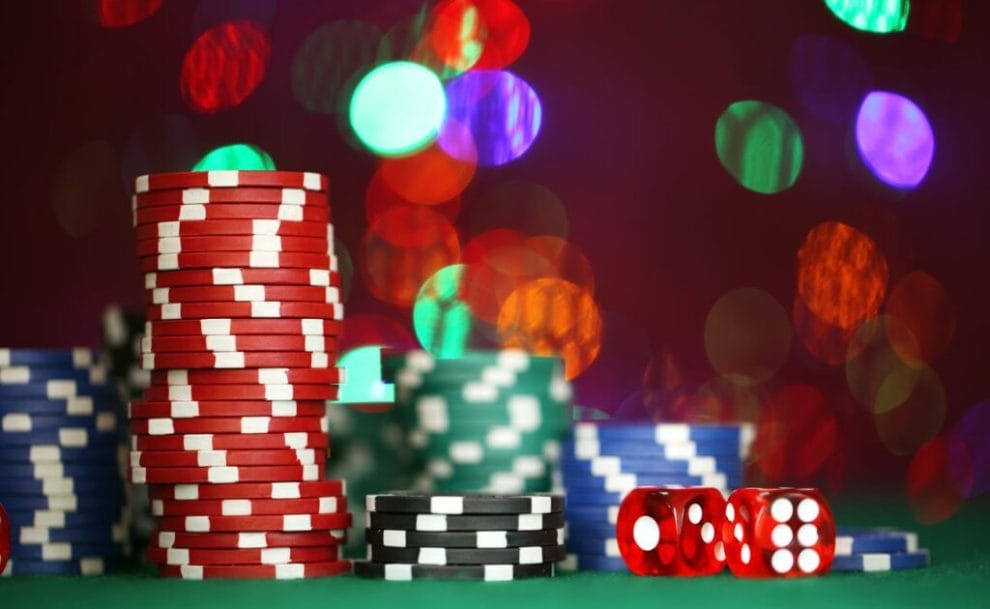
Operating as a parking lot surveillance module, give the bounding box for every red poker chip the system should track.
[131,432,329,452]
[0,502,10,575]
[134,186,329,207]
[156,559,352,579]
[151,495,347,518]
[149,480,345,502]
[141,351,335,370]
[136,235,329,257]
[130,415,327,436]
[142,334,338,354]
[146,285,340,305]
[129,463,325,485]
[141,383,339,402]
[155,512,352,533]
[129,399,329,419]
[148,367,343,386]
[145,300,342,321]
[140,252,336,273]
[145,268,342,289]
[145,319,343,338]
[153,529,346,549]
[136,219,330,240]
[134,171,328,194]
[130,447,326,468]
[147,544,341,566]
[135,203,330,226]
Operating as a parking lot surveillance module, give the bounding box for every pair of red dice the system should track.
[616,487,835,577]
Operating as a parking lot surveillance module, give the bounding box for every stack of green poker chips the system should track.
[383,350,572,494]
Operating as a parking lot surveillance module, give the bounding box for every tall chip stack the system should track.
[558,421,755,571]
[0,348,130,575]
[129,170,352,580]
[382,350,571,494]
[355,492,565,581]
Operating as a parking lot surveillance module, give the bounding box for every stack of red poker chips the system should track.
[129,170,351,580]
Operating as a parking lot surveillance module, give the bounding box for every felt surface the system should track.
[3,496,987,609]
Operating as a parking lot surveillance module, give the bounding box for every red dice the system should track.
[0,502,9,575]
[616,487,726,576]
[722,488,835,577]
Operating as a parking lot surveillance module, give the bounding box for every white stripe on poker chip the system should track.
[418,548,446,565]
[384,563,413,581]
[507,396,541,431]
[496,350,531,371]
[862,554,892,571]
[207,171,238,187]
[431,496,465,514]
[383,530,406,547]
[214,269,244,284]
[201,319,233,334]
[234,285,264,301]
[485,565,515,581]
[416,515,446,531]
[531,496,553,514]
[177,205,207,220]
[477,531,508,548]
[519,547,544,564]
[303,173,322,191]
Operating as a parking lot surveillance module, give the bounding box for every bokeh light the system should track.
[413,264,479,356]
[338,345,395,403]
[429,0,487,73]
[496,277,603,379]
[292,20,383,115]
[796,221,888,333]
[52,140,120,239]
[704,287,792,386]
[845,315,921,414]
[885,271,955,365]
[907,435,973,524]
[525,236,595,296]
[98,0,162,28]
[180,21,272,114]
[714,100,804,194]
[789,34,873,126]
[466,180,569,238]
[874,365,947,455]
[349,61,447,157]
[380,141,477,204]
[950,399,990,497]
[434,0,530,70]
[361,206,461,308]
[379,7,461,80]
[856,91,935,189]
[908,0,963,43]
[825,0,910,34]
[687,377,761,423]
[754,384,837,482]
[440,69,542,166]
[365,168,462,226]
[192,143,275,171]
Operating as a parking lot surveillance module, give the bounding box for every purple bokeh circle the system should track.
[855,91,935,189]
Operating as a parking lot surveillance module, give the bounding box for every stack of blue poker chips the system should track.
[831,527,930,572]
[0,348,131,576]
[558,420,754,572]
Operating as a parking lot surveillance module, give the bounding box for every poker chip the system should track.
[151,495,346,517]
[0,348,95,368]
[131,432,329,452]
[367,543,567,565]
[157,559,351,579]
[142,335,337,355]
[2,411,118,434]
[16,522,128,545]
[149,480,346,501]
[155,512,352,533]
[141,383,338,401]
[0,380,118,400]
[129,400,328,419]
[4,508,128,528]
[0,365,108,385]
[134,170,328,193]
[835,528,919,555]
[353,560,554,581]
[146,544,341,566]
[129,448,324,468]
[0,427,119,448]
[564,536,620,557]
[133,185,329,207]
[1,493,124,512]
[145,285,340,307]
[146,318,343,337]
[365,528,564,549]
[367,492,564,515]
[7,540,127,562]
[830,549,931,572]
[135,203,330,226]
[130,464,324,485]
[144,301,343,321]
[136,234,329,257]
[559,453,739,476]
[366,511,566,532]
[140,252,337,273]
[1,556,119,576]
[0,477,124,497]
[0,397,113,417]
[152,529,346,549]
[136,219,331,240]
[145,268,341,289]
[561,553,628,572]
[140,351,335,370]
[129,415,328,436]
[3,462,123,481]
[149,367,343,385]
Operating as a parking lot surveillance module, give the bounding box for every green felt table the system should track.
[4,496,988,609]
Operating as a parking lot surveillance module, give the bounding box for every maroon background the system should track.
[1,1,987,488]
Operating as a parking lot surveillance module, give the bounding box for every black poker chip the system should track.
[353,560,555,581]
[366,492,564,515]
[367,543,567,565]
[365,527,563,549]
[365,511,565,532]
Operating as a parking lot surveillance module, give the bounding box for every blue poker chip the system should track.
[566,536,621,557]
[0,476,125,496]
[572,422,751,442]
[566,504,620,525]
[0,492,125,512]
[1,556,119,576]
[563,491,630,507]
[561,473,743,493]
[564,520,617,537]
[0,412,119,434]
[0,366,110,386]
[15,523,128,545]
[4,462,120,480]
[0,428,120,447]
[9,541,127,562]
[563,438,745,459]
[567,553,629,572]
[0,444,119,464]
[0,348,95,368]
[0,381,119,400]
[6,508,127,528]
[0,397,120,416]
[830,549,931,572]
[835,528,919,556]
[559,453,744,475]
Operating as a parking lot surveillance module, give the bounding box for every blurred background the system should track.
[0,0,986,521]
